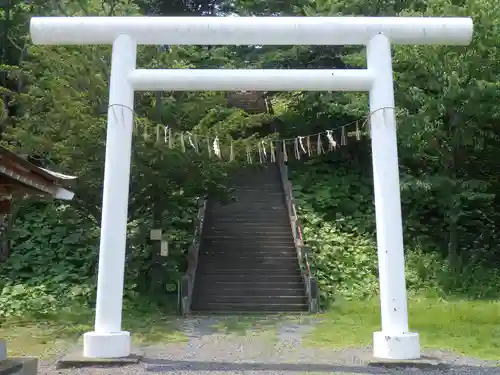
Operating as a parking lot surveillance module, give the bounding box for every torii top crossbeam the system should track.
[30,16,473,46]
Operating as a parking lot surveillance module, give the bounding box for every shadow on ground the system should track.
[141,358,496,374]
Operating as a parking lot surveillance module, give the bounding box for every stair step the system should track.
[193,295,307,304]
[203,246,296,251]
[207,217,290,222]
[200,254,298,259]
[199,264,299,270]
[198,268,300,274]
[204,237,294,242]
[199,252,298,264]
[221,199,285,205]
[205,225,292,230]
[195,279,304,290]
[226,189,283,194]
[226,183,281,188]
[223,193,284,198]
[198,266,300,274]
[199,255,298,260]
[207,222,291,227]
[207,214,289,220]
[200,255,298,260]
[198,280,304,287]
[195,288,305,297]
[191,302,308,312]
[200,247,298,253]
[204,228,291,234]
[198,257,299,265]
[209,210,287,216]
[201,246,297,250]
[197,274,303,282]
[209,206,286,211]
[212,202,285,207]
[203,234,292,239]
[198,269,301,275]
[212,201,285,206]
[204,232,293,238]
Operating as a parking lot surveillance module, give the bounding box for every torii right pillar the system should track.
[367,32,420,359]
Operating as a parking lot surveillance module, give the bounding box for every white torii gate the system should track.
[30,16,473,360]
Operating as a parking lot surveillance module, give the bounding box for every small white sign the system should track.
[150,229,162,241]
[160,240,169,256]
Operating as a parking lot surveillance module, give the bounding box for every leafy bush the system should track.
[290,154,500,305]
[0,204,98,318]
[0,199,199,318]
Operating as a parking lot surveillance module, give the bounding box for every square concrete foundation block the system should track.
[0,357,38,375]
[57,345,143,369]
[0,341,6,361]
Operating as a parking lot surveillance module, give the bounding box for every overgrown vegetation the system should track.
[307,297,500,360]
[0,0,500,325]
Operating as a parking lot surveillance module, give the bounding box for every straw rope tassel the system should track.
[213,137,221,158]
[194,134,199,153]
[326,130,337,151]
[229,140,234,161]
[306,135,312,156]
[270,141,276,163]
[294,138,300,160]
[180,133,186,152]
[340,126,347,146]
[163,126,168,143]
[316,133,323,155]
[298,136,307,155]
[282,140,288,162]
[187,132,196,150]
[261,141,267,162]
[168,129,173,148]
[246,143,252,164]
[355,121,361,140]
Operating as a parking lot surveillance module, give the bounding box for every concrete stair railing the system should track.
[178,198,207,316]
[276,151,320,313]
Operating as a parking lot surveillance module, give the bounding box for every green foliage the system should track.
[0,204,97,317]
[291,151,500,304]
[291,156,378,301]
[1,0,500,320]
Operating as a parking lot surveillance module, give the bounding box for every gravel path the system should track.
[40,316,500,375]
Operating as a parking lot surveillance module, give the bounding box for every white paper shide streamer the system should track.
[135,110,378,163]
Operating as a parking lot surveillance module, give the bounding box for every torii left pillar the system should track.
[83,35,136,358]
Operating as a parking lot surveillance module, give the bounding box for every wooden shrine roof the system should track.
[0,146,76,202]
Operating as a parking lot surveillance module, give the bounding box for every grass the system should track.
[0,305,186,359]
[3,297,500,361]
[306,296,500,360]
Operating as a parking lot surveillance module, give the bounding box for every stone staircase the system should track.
[190,164,309,313]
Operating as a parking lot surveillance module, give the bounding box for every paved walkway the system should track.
[42,316,500,375]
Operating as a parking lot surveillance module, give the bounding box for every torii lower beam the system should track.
[29,16,473,361]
